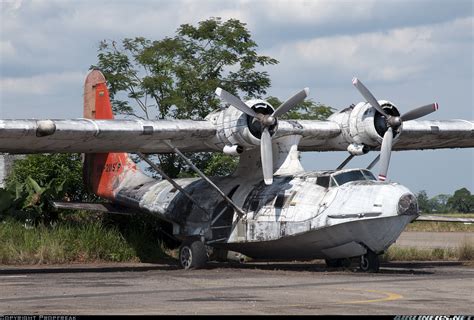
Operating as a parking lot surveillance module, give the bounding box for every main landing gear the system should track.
[325,250,380,273]
[359,250,380,273]
[179,239,208,270]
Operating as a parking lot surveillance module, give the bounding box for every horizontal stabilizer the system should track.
[52,201,134,215]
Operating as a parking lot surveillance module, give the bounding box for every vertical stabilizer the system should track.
[82,70,139,200]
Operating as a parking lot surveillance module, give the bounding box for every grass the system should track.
[406,221,473,232]
[383,240,474,262]
[0,218,169,265]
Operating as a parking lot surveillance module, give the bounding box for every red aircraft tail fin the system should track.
[82,69,137,200]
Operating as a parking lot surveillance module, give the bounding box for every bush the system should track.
[1,154,96,224]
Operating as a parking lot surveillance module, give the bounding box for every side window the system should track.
[316,176,330,188]
[330,176,339,188]
[274,192,296,209]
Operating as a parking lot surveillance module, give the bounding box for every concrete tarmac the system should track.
[0,261,473,315]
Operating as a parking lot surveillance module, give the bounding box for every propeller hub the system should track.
[263,115,276,127]
[388,116,402,128]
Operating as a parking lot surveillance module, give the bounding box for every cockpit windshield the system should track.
[315,169,376,188]
[333,169,376,186]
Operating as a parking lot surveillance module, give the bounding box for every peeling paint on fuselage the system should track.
[112,168,418,260]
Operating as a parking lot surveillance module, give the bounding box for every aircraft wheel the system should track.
[359,250,380,273]
[179,240,207,270]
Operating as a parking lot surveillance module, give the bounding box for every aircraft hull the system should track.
[217,214,414,260]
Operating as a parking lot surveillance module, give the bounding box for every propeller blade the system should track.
[215,88,257,118]
[378,127,393,181]
[352,77,389,118]
[272,88,310,118]
[401,103,439,122]
[261,128,273,185]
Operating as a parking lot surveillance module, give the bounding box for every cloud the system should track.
[267,16,473,86]
[0,40,15,58]
[0,71,85,95]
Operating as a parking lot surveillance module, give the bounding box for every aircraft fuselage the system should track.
[113,168,418,261]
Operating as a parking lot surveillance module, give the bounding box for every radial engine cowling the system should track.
[345,100,401,148]
[210,99,277,148]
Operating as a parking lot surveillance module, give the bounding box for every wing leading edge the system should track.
[0,119,217,153]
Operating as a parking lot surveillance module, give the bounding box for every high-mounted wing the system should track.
[0,119,217,154]
[393,120,474,150]
[0,71,472,157]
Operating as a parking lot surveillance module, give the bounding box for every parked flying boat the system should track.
[0,70,472,271]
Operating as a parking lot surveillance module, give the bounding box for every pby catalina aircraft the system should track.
[1,70,473,272]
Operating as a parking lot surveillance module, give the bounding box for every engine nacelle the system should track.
[209,99,277,149]
[329,100,402,150]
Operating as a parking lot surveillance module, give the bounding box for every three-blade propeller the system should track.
[352,77,438,181]
[215,87,309,184]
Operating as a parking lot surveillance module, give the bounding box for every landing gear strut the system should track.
[359,250,380,273]
[179,239,208,270]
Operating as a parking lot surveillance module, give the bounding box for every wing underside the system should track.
[393,120,474,150]
[0,119,217,153]
[0,118,472,154]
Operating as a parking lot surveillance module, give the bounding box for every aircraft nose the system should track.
[397,193,418,216]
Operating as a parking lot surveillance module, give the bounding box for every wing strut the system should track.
[366,154,381,171]
[136,152,212,221]
[336,154,355,170]
[164,141,246,218]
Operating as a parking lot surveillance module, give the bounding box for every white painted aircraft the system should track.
[1,70,472,271]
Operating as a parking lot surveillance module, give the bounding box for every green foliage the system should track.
[1,154,96,224]
[428,194,451,213]
[416,190,431,213]
[94,18,278,121]
[266,97,334,120]
[447,187,474,213]
[92,18,335,178]
[417,188,474,214]
[92,18,280,178]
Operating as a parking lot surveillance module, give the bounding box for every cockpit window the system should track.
[361,170,376,181]
[316,176,330,188]
[332,169,376,186]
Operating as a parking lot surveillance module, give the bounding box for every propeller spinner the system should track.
[215,87,309,184]
[352,77,438,181]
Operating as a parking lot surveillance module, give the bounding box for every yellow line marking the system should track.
[339,288,403,304]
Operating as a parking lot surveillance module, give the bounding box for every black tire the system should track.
[179,240,207,270]
[359,250,380,273]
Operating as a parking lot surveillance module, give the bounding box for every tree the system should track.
[447,188,474,213]
[266,97,334,120]
[416,190,431,213]
[93,18,279,178]
[428,194,451,213]
[93,18,333,178]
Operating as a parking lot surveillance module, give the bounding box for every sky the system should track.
[0,0,473,197]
